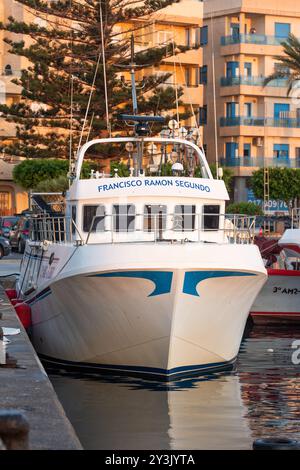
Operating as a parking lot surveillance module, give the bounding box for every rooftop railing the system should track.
[29,213,256,246]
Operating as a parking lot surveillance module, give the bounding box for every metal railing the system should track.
[30,215,83,244]
[220,157,300,169]
[29,213,256,246]
[292,208,300,229]
[220,116,300,128]
[220,76,288,87]
[221,34,289,46]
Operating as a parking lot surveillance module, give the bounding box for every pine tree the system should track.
[0,0,193,161]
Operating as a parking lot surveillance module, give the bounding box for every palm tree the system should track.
[264,34,300,94]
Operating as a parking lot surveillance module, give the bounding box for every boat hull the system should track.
[23,243,266,379]
[251,269,300,325]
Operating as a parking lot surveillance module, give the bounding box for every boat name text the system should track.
[273,287,300,295]
[98,179,211,193]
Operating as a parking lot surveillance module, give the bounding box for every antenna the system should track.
[130,34,138,115]
[116,34,143,116]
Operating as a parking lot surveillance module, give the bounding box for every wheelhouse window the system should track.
[83,205,105,232]
[203,205,220,231]
[143,205,167,232]
[173,205,196,232]
[71,205,77,234]
[113,205,135,232]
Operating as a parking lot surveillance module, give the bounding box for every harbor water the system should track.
[48,323,300,450]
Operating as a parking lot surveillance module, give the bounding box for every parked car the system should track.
[0,216,20,238]
[0,235,11,259]
[9,216,30,253]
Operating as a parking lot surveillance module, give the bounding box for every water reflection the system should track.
[238,326,300,441]
[49,325,300,450]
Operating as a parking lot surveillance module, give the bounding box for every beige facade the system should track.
[0,0,29,215]
[203,0,300,201]
[120,0,204,131]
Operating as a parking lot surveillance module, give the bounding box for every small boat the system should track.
[251,229,300,325]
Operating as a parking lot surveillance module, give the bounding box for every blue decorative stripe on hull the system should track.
[183,271,257,297]
[38,354,236,381]
[89,271,173,297]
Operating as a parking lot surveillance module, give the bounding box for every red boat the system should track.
[251,232,300,324]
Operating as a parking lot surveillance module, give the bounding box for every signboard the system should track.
[247,189,289,213]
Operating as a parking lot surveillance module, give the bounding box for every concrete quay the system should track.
[0,258,82,450]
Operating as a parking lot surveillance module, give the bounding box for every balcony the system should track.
[220,76,288,87]
[220,116,300,138]
[220,117,300,128]
[221,34,288,46]
[220,34,286,56]
[220,156,300,169]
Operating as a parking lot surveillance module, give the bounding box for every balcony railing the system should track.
[220,117,300,128]
[221,34,288,46]
[220,76,288,87]
[220,156,300,169]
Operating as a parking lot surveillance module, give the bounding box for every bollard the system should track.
[0,410,29,450]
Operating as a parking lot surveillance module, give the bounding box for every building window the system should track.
[173,205,196,232]
[144,205,167,232]
[185,28,191,47]
[273,144,289,159]
[230,23,240,40]
[226,102,237,118]
[203,205,220,231]
[83,205,105,232]
[200,26,208,46]
[244,103,252,118]
[195,27,201,46]
[185,68,191,86]
[199,65,207,84]
[198,105,207,125]
[274,103,290,118]
[113,204,135,232]
[244,62,252,77]
[243,144,251,158]
[226,142,238,159]
[4,64,12,76]
[157,31,174,45]
[275,23,291,39]
[226,61,239,78]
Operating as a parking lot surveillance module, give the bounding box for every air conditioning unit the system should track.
[253,137,263,147]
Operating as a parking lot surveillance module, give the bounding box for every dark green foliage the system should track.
[0,0,191,160]
[13,158,91,189]
[251,168,300,207]
[34,175,69,192]
[110,161,130,177]
[264,34,300,94]
[226,202,263,216]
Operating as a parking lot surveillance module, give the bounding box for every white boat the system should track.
[16,127,266,380]
[251,228,300,325]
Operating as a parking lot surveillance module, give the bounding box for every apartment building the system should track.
[202,0,300,202]
[0,0,29,215]
[120,0,204,131]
